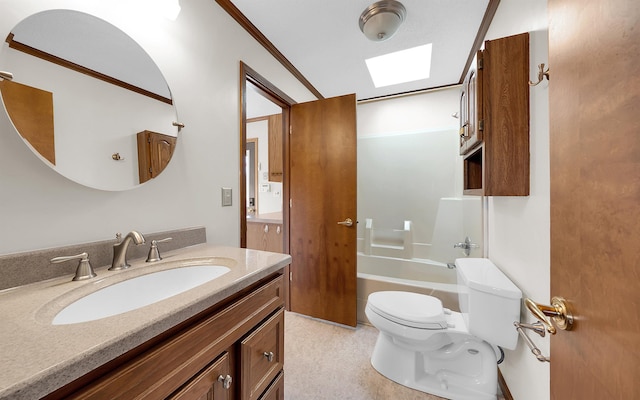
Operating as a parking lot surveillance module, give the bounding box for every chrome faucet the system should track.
[109,231,146,271]
[454,236,479,257]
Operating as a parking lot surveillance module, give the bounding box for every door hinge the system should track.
[478,119,484,131]
[477,57,483,69]
[289,198,292,208]
[289,271,293,281]
[289,126,292,135]
[149,168,153,173]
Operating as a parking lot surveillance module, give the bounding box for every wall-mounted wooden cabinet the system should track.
[137,130,177,184]
[268,114,283,182]
[461,32,530,196]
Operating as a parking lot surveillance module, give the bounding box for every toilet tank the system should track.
[455,258,522,350]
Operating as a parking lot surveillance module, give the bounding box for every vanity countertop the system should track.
[0,244,291,400]
[247,211,283,224]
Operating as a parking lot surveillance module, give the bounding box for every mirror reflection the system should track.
[0,9,178,191]
[244,81,284,253]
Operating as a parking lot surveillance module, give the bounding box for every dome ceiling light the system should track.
[359,0,407,42]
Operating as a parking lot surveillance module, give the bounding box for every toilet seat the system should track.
[367,291,448,329]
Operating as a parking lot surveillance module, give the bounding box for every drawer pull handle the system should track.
[263,351,274,362]
[217,374,233,389]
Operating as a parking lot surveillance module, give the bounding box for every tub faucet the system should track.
[454,236,479,257]
[109,231,146,271]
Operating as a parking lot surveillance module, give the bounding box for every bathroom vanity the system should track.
[0,244,290,400]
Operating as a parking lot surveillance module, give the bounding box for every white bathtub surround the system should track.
[358,198,483,267]
[362,219,413,259]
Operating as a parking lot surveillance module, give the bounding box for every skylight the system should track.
[365,44,432,88]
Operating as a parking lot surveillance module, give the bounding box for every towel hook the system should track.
[529,63,550,86]
[514,321,550,362]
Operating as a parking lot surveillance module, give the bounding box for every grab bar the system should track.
[514,321,550,362]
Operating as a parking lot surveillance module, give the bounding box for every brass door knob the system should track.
[525,297,574,334]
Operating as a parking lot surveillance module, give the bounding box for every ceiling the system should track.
[226,0,495,102]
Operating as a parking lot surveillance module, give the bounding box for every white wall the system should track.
[484,2,551,400]
[0,0,316,254]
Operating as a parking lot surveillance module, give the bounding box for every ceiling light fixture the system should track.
[359,0,407,42]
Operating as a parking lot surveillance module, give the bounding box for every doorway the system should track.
[239,62,294,305]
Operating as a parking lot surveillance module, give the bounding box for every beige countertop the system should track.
[247,211,283,224]
[0,244,291,399]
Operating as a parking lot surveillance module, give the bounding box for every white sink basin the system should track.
[52,265,231,325]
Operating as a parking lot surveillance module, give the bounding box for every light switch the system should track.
[221,187,232,206]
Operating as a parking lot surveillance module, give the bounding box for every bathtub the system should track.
[356,253,461,325]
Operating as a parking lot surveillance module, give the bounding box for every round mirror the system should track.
[0,9,179,191]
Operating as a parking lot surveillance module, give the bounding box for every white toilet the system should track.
[365,258,522,400]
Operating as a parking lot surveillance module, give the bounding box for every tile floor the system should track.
[284,312,445,399]
[283,312,506,400]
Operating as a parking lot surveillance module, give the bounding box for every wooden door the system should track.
[548,0,640,398]
[0,80,55,164]
[289,94,357,327]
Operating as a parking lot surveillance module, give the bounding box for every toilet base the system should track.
[370,332,498,400]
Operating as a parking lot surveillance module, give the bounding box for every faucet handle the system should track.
[51,252,97,281]
[146,237,172,262]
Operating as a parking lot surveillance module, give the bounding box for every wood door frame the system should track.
[239,62,296,306]
[245,137,259,216]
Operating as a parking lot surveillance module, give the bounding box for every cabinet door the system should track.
[137,130,177,184]
[246,222,265,250]
[246,223,283,253]
[459,51,483,155]
[265,224,283,253]
[241,309,284,400]
[169,352,232,400]
[268,114,283,182]
[458,80,468,154]
[465,51,483,152]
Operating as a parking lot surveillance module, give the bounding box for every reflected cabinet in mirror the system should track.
[0,9,179,191]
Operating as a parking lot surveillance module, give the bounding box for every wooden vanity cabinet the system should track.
[246,222,283,253]
[461,32,530,196]
[45,273,285,400]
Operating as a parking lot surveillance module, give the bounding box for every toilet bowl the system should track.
[365,258,522,400]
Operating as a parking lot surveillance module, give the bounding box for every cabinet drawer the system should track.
[241,309,284,400]
[169,352,232,400]
[258,372,284,400]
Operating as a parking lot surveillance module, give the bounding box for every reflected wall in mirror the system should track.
[245,82,283,220]
[0,9,178,191]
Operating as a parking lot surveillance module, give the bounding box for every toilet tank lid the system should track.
[455,258,522,299]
